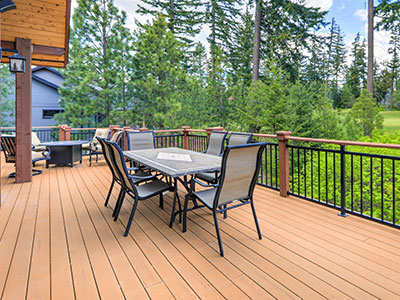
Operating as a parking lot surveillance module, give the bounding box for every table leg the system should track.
[169,178,182,228]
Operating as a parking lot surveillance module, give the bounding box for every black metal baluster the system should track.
[339,145,347,217]
[393,160,396,224]
[304,149,307,198]
[360,156,363,215]
[275,145,278,188]
[325,151,328,204]
[270,145,273,187]
[370,157,373,219]
[318,150,321,201]
[381,158,384,221]
[298,148,300,195]
[333,152,336,206]
[311,150,314,201]
[291,147,294,192]
[351,154,354,212]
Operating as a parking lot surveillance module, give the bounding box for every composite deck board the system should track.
[0,155,400,299]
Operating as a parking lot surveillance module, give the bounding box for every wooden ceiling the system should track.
[0,0,71,68]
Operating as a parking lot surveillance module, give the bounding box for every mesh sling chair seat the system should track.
[183,142,267,257]
[227,132,253,146]
[82,128,111,166]
[1,135,51,177]
[104,139,171,237]
[195,131,228,184]
[97,137,154,213]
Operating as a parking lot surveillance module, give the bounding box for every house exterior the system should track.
[5,67,64,127]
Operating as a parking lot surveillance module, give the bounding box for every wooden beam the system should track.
[1,41,65,56]
[15,37,32,183]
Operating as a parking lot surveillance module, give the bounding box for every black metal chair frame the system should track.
[183,142,266,256]
[1,135,51,177]
[88,130,112,166]
[103,139,171,237]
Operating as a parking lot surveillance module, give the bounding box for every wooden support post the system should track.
[276,131,291,198]
[58,125,66,141]
[182,126,191,150]
[109,125,121,139]
[64,126,71,141]
[206,127,224,143]
[123,126,130,150]
[15,38,32,183]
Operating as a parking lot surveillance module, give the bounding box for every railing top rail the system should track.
[70,128,98,131]
[1,126,59,130]
[288,136,400,150]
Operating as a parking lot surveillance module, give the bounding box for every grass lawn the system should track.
[380,111,400,133]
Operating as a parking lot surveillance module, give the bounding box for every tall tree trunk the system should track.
[211,2,216,81]
[368,0,374,96]
[169,0,175,32]
[252,0,262,82]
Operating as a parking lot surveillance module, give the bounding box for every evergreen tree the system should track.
[259,0,326,82]
[132,16,187,129]
[57,0,133,127]
[0,65,14,127]
[344,33,367,100]
[136,0,203,44]
[387,33,400,110]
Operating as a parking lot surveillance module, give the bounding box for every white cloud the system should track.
[303,0,333,12]
[354,9,367,21]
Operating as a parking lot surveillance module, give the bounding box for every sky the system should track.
[71,0,392,64]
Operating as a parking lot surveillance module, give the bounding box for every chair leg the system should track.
[113,189,125,220]
[32,169,43,176]
[213,211,224,257]
[159,193,164,209]
[105,180,115,207]
[223,205,227,219]
[96,154,98,163]
[89,152,92,167]
[182,194,190,233]
[250,199,262,240]
[124,197,139,237]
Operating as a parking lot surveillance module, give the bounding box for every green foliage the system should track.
[0,65,14,127]
[57,0,133,127]
[132,15,187,129]
[345,89,383,139]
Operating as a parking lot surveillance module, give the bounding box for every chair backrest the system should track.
[227,132,253,146]
[93,128,111,143]
[214,142,266,207]
[110,130,124,144]
[97,137,119,180]
[32,132,41,147]
[127,131,155,151]
[104,139,137,194]
[206,131,228,156]
[1,135,16,163]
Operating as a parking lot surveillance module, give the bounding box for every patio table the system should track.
[123,147,221,227]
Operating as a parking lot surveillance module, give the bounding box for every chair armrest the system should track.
[192,178,219,188]
[129,174,156,180]
[42,147,51,158]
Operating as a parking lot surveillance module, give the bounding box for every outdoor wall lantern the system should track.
[9,53,26,73]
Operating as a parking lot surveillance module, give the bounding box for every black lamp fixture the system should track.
[0,0,24,73]
[0,0,16,14]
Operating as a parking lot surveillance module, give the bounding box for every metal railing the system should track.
[155,134,184,148]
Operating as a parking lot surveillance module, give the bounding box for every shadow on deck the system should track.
[0,155,400,299]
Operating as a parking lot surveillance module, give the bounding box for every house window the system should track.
[42,109,64,119]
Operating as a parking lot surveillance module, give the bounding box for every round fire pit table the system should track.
[40,140,89,168]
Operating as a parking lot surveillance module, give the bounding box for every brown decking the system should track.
[1,155,400,300]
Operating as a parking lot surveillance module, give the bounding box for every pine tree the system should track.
[136,0,203,44]
[344,33,367,100]
[132,15,187,129]
[0,65,14,127]
[57,0,133,127]
[387,33,400,110]
[258,0,326,82]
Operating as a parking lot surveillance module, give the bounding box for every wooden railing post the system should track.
[182,126,191,150]
[64,126,71,141]
[109,125,121,139]
[59,125,66,141]
[123,126,130,150]
[206,127,224,143]
[276,131,291,198]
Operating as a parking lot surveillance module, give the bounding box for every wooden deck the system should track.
[1,155,400,300]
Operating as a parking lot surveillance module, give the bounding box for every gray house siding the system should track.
[4,67,64,127]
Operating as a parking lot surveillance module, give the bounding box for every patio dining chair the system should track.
[1,135,51,177]
[97,137,153,212]
[195,131,228,184]
[227,132,253,146]
[104,139,170,237]
[183,142,266,256]
[82,128,111,166]
[126,131,156,171]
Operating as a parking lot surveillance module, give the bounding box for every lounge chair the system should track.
[1,135,51,177]
[82,128,111,166]
[183,142,266,256]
